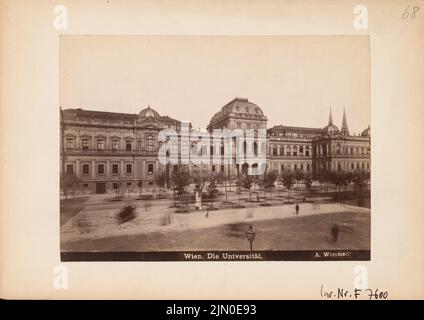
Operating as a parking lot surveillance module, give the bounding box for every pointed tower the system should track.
[341,107,350,136]
[328,107,334,125]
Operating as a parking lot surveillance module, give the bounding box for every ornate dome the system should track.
[139,106,160,118]
[361,125,371,137]
[208,98,267,129]
[322,108,339,135]
[322,123,339,134]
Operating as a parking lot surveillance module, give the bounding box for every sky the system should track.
[60,35,370,134]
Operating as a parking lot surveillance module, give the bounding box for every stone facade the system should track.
[60,98,370,194]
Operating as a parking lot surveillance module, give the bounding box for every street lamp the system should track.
[245,225,256,251]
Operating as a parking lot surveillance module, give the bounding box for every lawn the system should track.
[61,211,370,252]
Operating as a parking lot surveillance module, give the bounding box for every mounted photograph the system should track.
[59,35,371,261]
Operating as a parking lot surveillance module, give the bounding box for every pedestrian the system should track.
[331,224,340,243]
[256,193,260,203]
[295,203,299,215]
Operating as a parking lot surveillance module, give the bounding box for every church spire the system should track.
[341,107,350,136]
[328,107,334,125]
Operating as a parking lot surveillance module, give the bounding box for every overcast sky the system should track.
[60,35,370,134]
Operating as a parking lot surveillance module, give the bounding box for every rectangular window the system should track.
[221,164,225,172]
[97,164,105,175]
[306,164,310,171]
[82,164,89,175]
[212,165,216,172]
[112,164,119,175]
[66,164,73,174]
[66,139,74,150]
[301,164,304,171]
[126,164,132,174]
[112,140,119,151]
[97,140,105,151]
[113,183,119,189]
[83,183,88,188]
[147,164,154,175]
[146,135,155,151]
[127,182,131,186]
[82,139,89,150]
[126,142,132,151]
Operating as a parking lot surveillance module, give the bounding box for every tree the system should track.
[207,179,219,209]
[304,173,313,198]
[217,170,229,202]
[353,170,369,192]
[294,169,304,189]
[154,171,167,197]
[281,170,295,203]
[318,169,331,191]
[330,172,343,192]
[193,168,209,191]
[137,180,143,197]
[261,171,277,204]
[61,173,80,200]
[241,174,253,203]
[170,168,191,206]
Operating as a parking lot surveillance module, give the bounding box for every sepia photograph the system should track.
[2,0,424,302]
[59,35,371,261]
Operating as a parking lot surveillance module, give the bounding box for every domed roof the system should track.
[321,108,339,134]
[322,123,339,134]
[361,125,370,137]
[208,98,266,128]
[139,106,160,118]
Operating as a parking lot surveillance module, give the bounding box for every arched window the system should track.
[273,145,278,156]
[336,143,341,155]
[293,145,298,156]
[279,146,284,156]
[305,146,310,156]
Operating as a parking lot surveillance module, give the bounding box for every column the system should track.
[91,160,96,178]
[75,159,80,178]
[133,159,138,178]
[141,160,146,179]
[120,160,125,177]
[106,160,110,178]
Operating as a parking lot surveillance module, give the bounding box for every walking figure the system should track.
[331,224,340,243]
[295,203,300,215]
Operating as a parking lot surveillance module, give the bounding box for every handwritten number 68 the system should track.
[402,6,420,19]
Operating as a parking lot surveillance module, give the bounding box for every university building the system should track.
[60,98,370,194]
